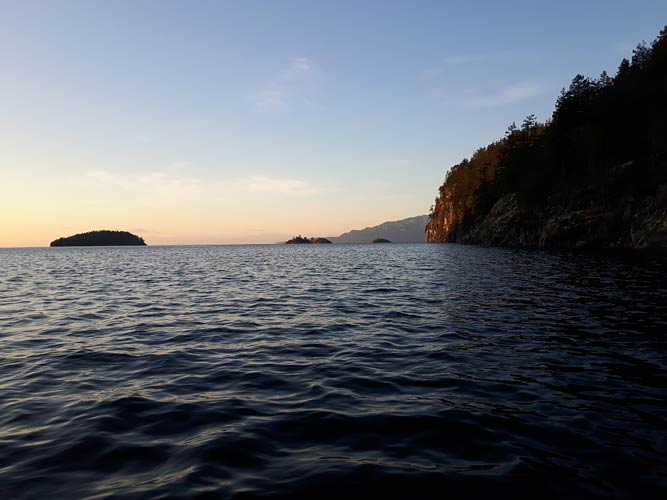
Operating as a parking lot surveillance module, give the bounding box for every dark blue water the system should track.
[1,244,666,499]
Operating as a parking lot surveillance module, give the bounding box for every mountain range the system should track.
[329,215,428,243]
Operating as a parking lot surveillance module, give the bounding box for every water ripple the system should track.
[0,244,666,499]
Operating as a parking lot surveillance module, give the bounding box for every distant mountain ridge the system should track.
[329,215,428,243]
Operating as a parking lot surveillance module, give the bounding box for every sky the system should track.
[1,0,666,246]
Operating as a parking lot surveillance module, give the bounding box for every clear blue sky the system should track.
[2,0,666,245]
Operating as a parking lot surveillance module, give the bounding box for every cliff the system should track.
[50,230,146,247]
[426,26,667,249]
[426,185,667,248]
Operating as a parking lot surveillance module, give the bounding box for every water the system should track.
[1,244,666,499]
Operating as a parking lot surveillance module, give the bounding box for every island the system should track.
[50,230,147,247]
[372,238,391,243]
[285,235,332,244]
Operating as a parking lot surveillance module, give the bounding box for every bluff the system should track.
[50,230,146,247]
[426,26,667,249]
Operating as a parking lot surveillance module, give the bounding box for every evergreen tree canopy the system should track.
[429,25,667,235]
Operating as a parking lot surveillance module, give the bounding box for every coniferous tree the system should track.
[428,25,667,234]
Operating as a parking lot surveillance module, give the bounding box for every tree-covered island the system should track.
[285,235,333,244]
[50,230,147,247]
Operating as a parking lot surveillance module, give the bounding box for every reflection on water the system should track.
[1,244,666,498]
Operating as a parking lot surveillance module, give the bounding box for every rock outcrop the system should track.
[426,185,667,249]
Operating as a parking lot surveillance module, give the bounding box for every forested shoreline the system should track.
[426,27,667,248]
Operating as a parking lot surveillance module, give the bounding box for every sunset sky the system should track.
[2,0,666,246]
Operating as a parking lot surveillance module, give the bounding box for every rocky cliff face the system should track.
[426,185,667,249]
[425,187,460,243]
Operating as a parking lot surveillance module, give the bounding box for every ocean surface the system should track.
[1,244,666,499]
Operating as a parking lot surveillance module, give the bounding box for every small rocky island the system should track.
[372,238,391,243]
[50,230,146,247]
[285,235,332,244]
